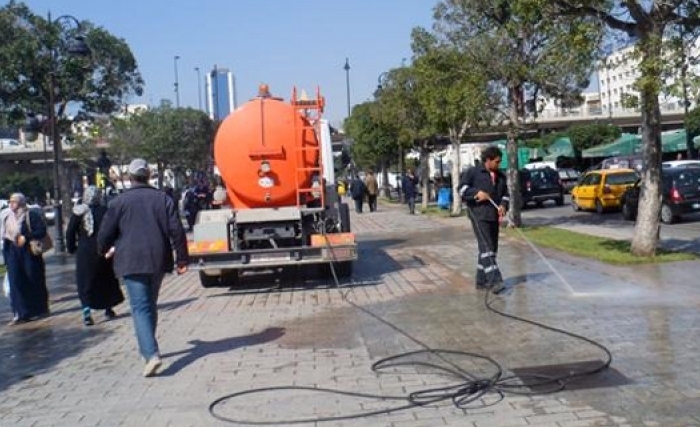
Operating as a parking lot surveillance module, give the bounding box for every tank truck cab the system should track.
[188,86,356,288]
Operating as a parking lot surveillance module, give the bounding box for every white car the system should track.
[662,160,700,169]
[43,206,56,225]
[0,138,21,148]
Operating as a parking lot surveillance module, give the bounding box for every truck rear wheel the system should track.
[222,270,241,287]
[317,261,353,280]
[199,271,222,288]
[339,202,351,232]
[335,261,353,278]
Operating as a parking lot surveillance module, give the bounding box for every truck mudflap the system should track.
[188,232,357,270]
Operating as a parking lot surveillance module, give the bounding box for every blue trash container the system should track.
[437,187,451,209]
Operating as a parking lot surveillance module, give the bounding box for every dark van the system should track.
[519,167,564,208]
[621,167,700,224]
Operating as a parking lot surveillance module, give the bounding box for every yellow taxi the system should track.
[571,168,638,214]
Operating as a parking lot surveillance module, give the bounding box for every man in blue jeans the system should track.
[98,158,189,377]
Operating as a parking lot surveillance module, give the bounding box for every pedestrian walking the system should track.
[402,169,419,215]
[98,159,189,377]
[349,175,366,213]
[0,193,50,325]
[364,169,379,212]
[66,186,124,326]
[458,146,509,293]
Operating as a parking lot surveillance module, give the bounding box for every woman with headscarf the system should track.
[0,193,50,325]
[66,186,124,326]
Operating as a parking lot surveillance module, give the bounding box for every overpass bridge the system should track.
[0,106,688,173]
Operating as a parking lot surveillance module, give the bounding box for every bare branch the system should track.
[555,0,638,35]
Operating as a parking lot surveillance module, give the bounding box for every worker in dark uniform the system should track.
[459,146,509,293]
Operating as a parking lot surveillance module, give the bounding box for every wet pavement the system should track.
[1,201,700,426]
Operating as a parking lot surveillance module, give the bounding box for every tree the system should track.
[555,0,700,256]
[411,28,497,214]
[127,104,215,189]
[684,103,700,147]
[0,1,143,209]
[431,0,601,226]
[568,123,622,152]
[344,101,396,172]
[374,65,434,206]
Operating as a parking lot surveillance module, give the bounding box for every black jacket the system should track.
[402,174,419,198]
[459,165,509,221]
[97,184,189,277]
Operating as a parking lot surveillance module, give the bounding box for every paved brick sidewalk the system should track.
[1,202,699,426]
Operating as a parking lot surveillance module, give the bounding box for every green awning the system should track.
[582,133,641,158]
[662,130,687,152]
[493,140,531,170]
[661,129,700,152]
[545,137,574,160]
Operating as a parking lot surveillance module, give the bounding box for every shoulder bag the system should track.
[25,211,53,256]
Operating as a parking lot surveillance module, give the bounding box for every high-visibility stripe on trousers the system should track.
[470,216,502,287]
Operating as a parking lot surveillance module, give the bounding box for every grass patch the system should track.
[0,265,5,275]
[505,226,696,265]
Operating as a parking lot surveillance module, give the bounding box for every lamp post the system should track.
[375,71,391,199]
[44,13,91,253]
[343,58,351,117]
[174,55,181,108]
[195,67,203,110]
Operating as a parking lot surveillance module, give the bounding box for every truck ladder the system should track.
[291,87,325,208]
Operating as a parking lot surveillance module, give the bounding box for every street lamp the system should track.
[195,67,203,110]
[174,55,181,108]
[375,71,391,199]
[28,13,91,253]
[343,58,351,117]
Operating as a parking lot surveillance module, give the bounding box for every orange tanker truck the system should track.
[188,85,356,287]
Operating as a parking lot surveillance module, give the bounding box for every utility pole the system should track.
[195,66,202,110]
[174,55,180,108]
[343,58,351,117]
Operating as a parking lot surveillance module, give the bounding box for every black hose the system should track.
[208,203,612,424]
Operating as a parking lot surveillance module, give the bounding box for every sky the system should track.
[18,0,436,128]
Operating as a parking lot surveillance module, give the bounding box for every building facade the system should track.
[536,38,700,120]
[206,66,236,121]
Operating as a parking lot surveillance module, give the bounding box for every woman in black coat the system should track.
[66,186,124,326]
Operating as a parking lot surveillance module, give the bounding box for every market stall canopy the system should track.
[493,140,532,170]
[582,133,641,158]
[661,129,700,152]
[544,137,574,161]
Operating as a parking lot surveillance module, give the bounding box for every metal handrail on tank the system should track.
[291,86,325,209]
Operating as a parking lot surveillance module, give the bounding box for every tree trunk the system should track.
[450,134,462,216]
[420,143,430,210]
[506,84,523,227]
[398,147,405,202]
[631,30,664,257]
[381,158,391,199]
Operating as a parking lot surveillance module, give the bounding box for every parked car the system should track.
[43,205,56,225]
[0,138,21,148]
[587,155,644,173]
[519,167,564,208]
[571,168,638,214]
[621,167,700,224]
[662,160,700,169]
[558,168,582,193]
